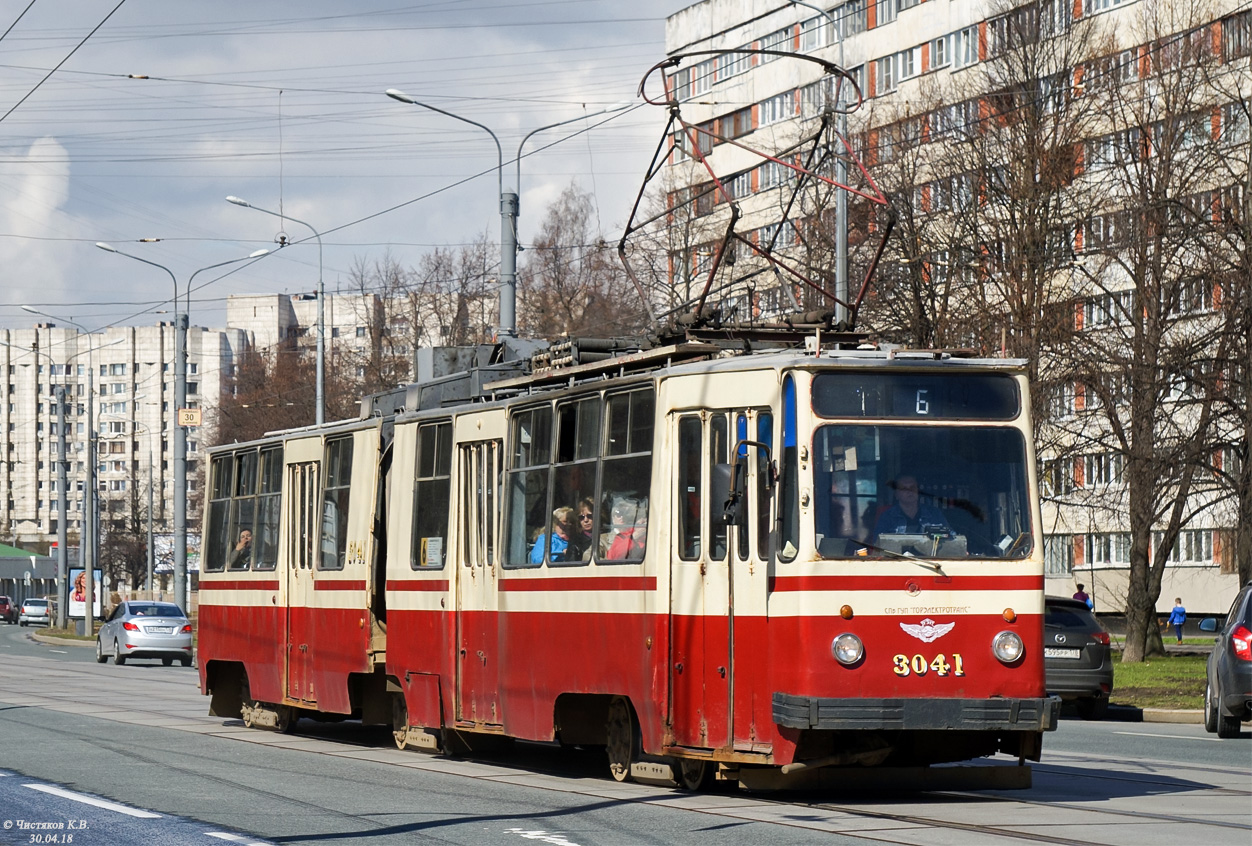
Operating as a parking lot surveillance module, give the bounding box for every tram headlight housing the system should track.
[832,633,864,666]
[992,630,1025,664]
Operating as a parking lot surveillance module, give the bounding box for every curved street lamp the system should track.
[224,197,326,425]
[385,88,518,337]
[95,243,270,612]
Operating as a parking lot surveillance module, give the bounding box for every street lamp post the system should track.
[0,335,67,627]
[16,312,125,633]
[514,104,632,257]
[95,244,269,612]
[385,89,518,337]
[790,0,848,326]
[224,197,326,425]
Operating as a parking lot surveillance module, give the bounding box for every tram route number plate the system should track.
[1044,647,1081,659]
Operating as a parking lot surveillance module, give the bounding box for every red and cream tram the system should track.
[198,341,1057,789]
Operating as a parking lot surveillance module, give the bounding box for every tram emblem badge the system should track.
[901,619,956,643]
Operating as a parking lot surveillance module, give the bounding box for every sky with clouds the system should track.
[0,0,694,332]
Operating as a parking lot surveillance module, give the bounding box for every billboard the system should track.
[68,568,103,619]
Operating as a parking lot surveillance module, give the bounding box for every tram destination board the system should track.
[812,372,1020,420]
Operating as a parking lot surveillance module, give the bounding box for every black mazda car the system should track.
[1044,596,1114,719]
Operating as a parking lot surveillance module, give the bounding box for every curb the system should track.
[1141,708,1204,724]
[1105,703,1203,724]
[29,630,95,648]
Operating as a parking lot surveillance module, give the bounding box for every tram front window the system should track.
[812,424,1032,560]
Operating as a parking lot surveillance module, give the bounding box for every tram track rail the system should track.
[1,648,1247,846]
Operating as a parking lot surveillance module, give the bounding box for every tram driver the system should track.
[874,475,950,538]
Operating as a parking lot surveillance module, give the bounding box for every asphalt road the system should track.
[0,621,1248,846]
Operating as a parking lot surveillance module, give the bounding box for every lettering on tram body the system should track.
[882,605,970,615]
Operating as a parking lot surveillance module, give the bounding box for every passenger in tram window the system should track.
[228,529,253,570]
[568,497,595,560]
[530,507,574,564]
[603,497,648,560]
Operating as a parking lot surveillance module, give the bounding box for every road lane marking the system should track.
[1113,731,1225,742]
[505,830,583,846]
[206,832,274,845]
[23,784,163,817]
[49,650,67,654]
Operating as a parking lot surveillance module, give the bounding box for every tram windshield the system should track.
[811,424,1033,560]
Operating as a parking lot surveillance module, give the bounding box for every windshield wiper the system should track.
[853,541,948,576]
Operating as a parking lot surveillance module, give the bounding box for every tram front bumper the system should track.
[773,693,1060,732]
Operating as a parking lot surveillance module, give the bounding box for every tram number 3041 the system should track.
[892,653,966,677]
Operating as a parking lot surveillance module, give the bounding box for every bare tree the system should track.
[520,182,649,338]
[1053,0,1233,660]
[1199,7,1252,585]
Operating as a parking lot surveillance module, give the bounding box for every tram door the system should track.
[454,436,503,726]
[285,453,320,704]
[670,409,772,750]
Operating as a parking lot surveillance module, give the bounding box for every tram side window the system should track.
[228,450,259,570]
[779,375,800,560]
[504,406,553,567]
[756,413,774,559]
[548,397,600,565]
[320,436,353,570]
[677,416,701,560]
[708,415,729,562]
[598,388,654,564]
[253,447,282,571]
[412,422,452,569]
[205,455,233,572]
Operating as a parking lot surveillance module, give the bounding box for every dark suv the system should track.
[1204,581,1251,739]
[1044,596,1114,719]
[0,595,15,624]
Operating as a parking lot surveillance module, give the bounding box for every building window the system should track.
[1085,532,1131,566]
[840,0,867,36]
[876,56,895,94]
[1155,529,1214,564]
[760,27,791,62]
[877,0,897,25]
[759,91,795,125]
[1044,535,1073,575]
[800,16,828,52]
[954,26,978,68]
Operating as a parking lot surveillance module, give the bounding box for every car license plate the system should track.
[1044,647,1081,659]
[147,626,173,634]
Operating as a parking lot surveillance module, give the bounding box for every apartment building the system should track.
[663,0,1249,611]
[0,322,243,559]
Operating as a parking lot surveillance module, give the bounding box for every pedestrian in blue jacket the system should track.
[1166,598,1186,644]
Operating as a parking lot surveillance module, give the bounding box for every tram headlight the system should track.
[992,630,1025,664]
[831,633,864,666]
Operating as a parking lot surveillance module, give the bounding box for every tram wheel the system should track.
[392,696,411,750]
[605,696,640,783]
[677,758,711,791]
[274,705,296,734]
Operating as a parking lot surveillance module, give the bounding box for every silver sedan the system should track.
[96,601,194,666]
